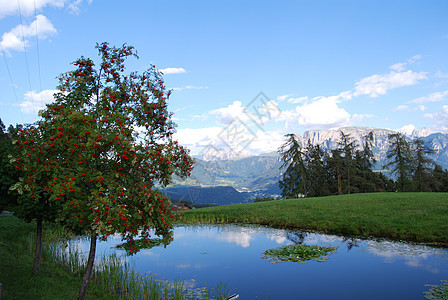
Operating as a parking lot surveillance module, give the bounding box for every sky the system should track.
[1,0,448,156]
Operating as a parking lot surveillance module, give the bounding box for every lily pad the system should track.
[262,244,337,263]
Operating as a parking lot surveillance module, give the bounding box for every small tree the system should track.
[1,120,59,274]
[12,43,194,299]
[0,119,18,212]
[11,123,62,274]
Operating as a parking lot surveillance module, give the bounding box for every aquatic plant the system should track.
[262,244,337,263]
[424,280,448,299]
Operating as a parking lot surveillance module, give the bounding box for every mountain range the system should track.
[166,126,448,205]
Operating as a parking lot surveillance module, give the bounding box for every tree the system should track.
[11,123,62,274]
[304,142,330,197]
[383,133,414,191]
[279,134,308,198]
[337,131,358,194]
[1,120,58,274]
[12,43,194,299]
[0,119,17,212]
[431,164,448,192]
[412,138,436,192]
[354,131,380,193]
[327,148,344,195]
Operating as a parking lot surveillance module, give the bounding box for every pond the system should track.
[71,224,448,299]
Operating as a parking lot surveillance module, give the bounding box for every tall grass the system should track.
[41,228,232,300]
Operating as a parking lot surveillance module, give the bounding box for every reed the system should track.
[41,225,232,299]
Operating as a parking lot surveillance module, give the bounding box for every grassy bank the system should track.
[0,216,117,300]
[180,192,448,246]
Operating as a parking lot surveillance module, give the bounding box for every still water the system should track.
[73,224,448,299]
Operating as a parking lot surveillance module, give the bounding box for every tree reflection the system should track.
[344,237,362,251]
[287,231,307,245]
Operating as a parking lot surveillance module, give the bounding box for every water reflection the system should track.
[70,224,448,299]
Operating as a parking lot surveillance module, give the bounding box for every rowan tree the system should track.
[12,43,194,299]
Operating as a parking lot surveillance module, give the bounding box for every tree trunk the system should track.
[337,172,342,195]
[32,218,42,274]
[78,234,97,300]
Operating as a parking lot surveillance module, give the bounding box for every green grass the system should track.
[180,192,448,246]
[0,216,117,300]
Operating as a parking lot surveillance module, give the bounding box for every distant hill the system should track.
[163,186,252,205]
[168,126,448,204]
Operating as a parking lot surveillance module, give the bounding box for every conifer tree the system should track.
[412,138,436,192]
[279,134,308,198]
[384,133,414,191]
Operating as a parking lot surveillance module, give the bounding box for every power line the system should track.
[17,0,36,113]
[34,0,43,101]
[1,44,24,123]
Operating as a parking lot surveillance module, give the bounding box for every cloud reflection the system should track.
[216,231,254,248]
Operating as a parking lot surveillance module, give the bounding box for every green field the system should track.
[180,192,448,246]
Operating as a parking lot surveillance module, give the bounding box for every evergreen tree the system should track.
[412,138,436,192]
[279,134,308,198]
[355,131,380,193]
[305,142,330,197]
[431,165,448,192]
[383,133,414,191]
[337,131,358,194]
[328,148,344,195]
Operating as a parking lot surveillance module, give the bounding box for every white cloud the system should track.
[1,14,57,53]
[353,70,427,98]
[416,104,426,112]
[276,94,309,104]
[276,94,293,101]
[288,96,308,104]
[159,67,186,74]
[390,62,406,72]
[0,0,64,19]
[280,97,351,130]
[0,0,90,19]
[351,113,375,123]
[393,105,409,112]
[20,89,57,114]
[410,90,448,104]
[172,85,207,91]
[67,0,92,15]
[408,55,422,64]
[174,125,285,156]
[173,127,223,154]
[424,105,448,132]
[210,101,247,125]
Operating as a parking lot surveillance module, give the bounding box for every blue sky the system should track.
[1,0,448,155]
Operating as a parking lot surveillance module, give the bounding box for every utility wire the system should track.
[17,0,36,113]
[1,44,25,123]
[34,0,43,105]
